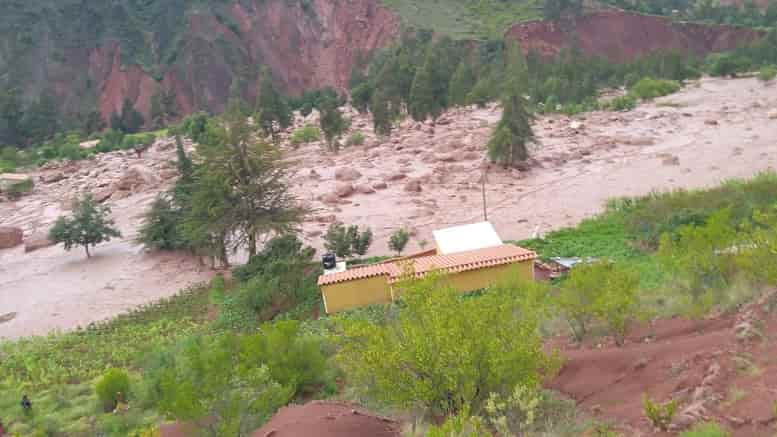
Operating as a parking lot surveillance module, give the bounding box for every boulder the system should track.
[404,180,422,193]
[334,183,355,198]
[385,172,406,182]
[40,172,66,184]
[661,155,680,166]
[354,184,376,195]
[93,187,115,203]
[768,110,777,119]
[334,167,362,182]
[115,165,158,191]
[371,182,388,190]
[24,233,55,253]
[704,119,719,126]
[0,226,23,249]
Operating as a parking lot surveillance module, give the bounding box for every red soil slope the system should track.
[506,9,763,62]
[252,400,401,437]
[550,291,777,436]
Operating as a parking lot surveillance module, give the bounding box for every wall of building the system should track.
[321,275,392,314]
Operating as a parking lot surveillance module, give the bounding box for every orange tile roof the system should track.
[318,244,537,286]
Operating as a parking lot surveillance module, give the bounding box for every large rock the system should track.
[334,167,362,182]
[371,181,388,190]
[93,187,116,203]
[40,172,66,184]
[354,184,376,195]
[24,233,55,253]
[0,226,23,249]
[115,165,158,191]
[384,172,406,182]
[334,183,355,198]
[404,179,422,193]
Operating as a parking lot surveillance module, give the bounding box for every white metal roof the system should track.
[432,222,503,255]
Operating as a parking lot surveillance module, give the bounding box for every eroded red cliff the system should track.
[505,9,763,62]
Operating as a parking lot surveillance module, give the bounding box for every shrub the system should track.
[289,124,321,146]
[95,368,131,412]
[705,53,750,77]
[629,78,681,100]
[642,395,677,431]
[4,177,34,199]
[337,274,557,416]
[605,94,637,111]
[345,131,365,147]
[323,223,372,258]
[137,195,185,251]
[758,65,777,82]
[680,422,731,437]
[388,228,410,255]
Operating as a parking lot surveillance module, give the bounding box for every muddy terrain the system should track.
[1,75,776,339]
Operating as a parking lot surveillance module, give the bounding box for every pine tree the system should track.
[487,43,535,167]
[448,60,475,107]
[408,48,442,122]
[0,88,23,146]
[23,91,59,143]
[319,96,347,152]
[255,68,291,138]
[370,89,392,136]
[119,98,144,133]
[150,87,165,130]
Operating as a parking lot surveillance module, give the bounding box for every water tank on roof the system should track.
[322,253,336,270]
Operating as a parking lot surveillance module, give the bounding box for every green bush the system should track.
[680,422,731,437]
[605,94,637,111]
[642,395,676,431]
[705,53,750,77]
[557,260,640,345]
[758,65,777,82]
[629,78,681,100]
[289,124,321,146]
[345,131,365,147]
[95,368,131,412]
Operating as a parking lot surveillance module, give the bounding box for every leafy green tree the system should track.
[143,333,292,437]
[351,82,372,113]
[81,109,106,136]
[337,274,556,417]
[49,194,122,258]
[323,223,373,258]
[23,91,60,144]
[658,208,738,317]
[95,368,131,412]
[558,260,640,345]
[255,68,291,138]
[388,228,410,255]
[448,60,476,107]
[370,89,392,136]
[137,195,185,251]
[319,96,347,152]
[324,222,354,258]
[353,227,373,256]
[487,44,535,167]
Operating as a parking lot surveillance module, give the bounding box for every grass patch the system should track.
[379,0,540,39]
[629,77,682,100]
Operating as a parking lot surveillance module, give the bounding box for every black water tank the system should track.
[322,253,336,270]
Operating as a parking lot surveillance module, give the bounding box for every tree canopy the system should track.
[49,194,122,258]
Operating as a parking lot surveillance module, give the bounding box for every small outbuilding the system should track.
[318,222,538,314]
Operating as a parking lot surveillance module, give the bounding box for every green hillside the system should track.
[380,0,541,39]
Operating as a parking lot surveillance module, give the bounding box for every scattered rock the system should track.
[0,226,23,249]
[309,169,321,180]
[704,119,719,126]
[115,165,157,191]
[93,187,116,203]
[768,109,777,119]
[0,312,17,324]
[24,233,55,253]
[320,193,340,205]
[334,167,362,182]
[662,155,680,166]
[354,184,376,195]
[385,173,406,182]
[334,183,355,198]
[403,180,422,193]
[40,172,66,184]
[371,182,388,190]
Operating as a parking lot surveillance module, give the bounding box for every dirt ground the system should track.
[550,291,777,436]
[2,76,776,339]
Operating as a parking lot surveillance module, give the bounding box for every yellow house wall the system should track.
[321,275,392,314]
[321,259,535,314]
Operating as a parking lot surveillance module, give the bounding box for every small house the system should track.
[318,222,538,314]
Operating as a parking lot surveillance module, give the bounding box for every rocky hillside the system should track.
[1,0,399,122]
[0,0,764,126]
